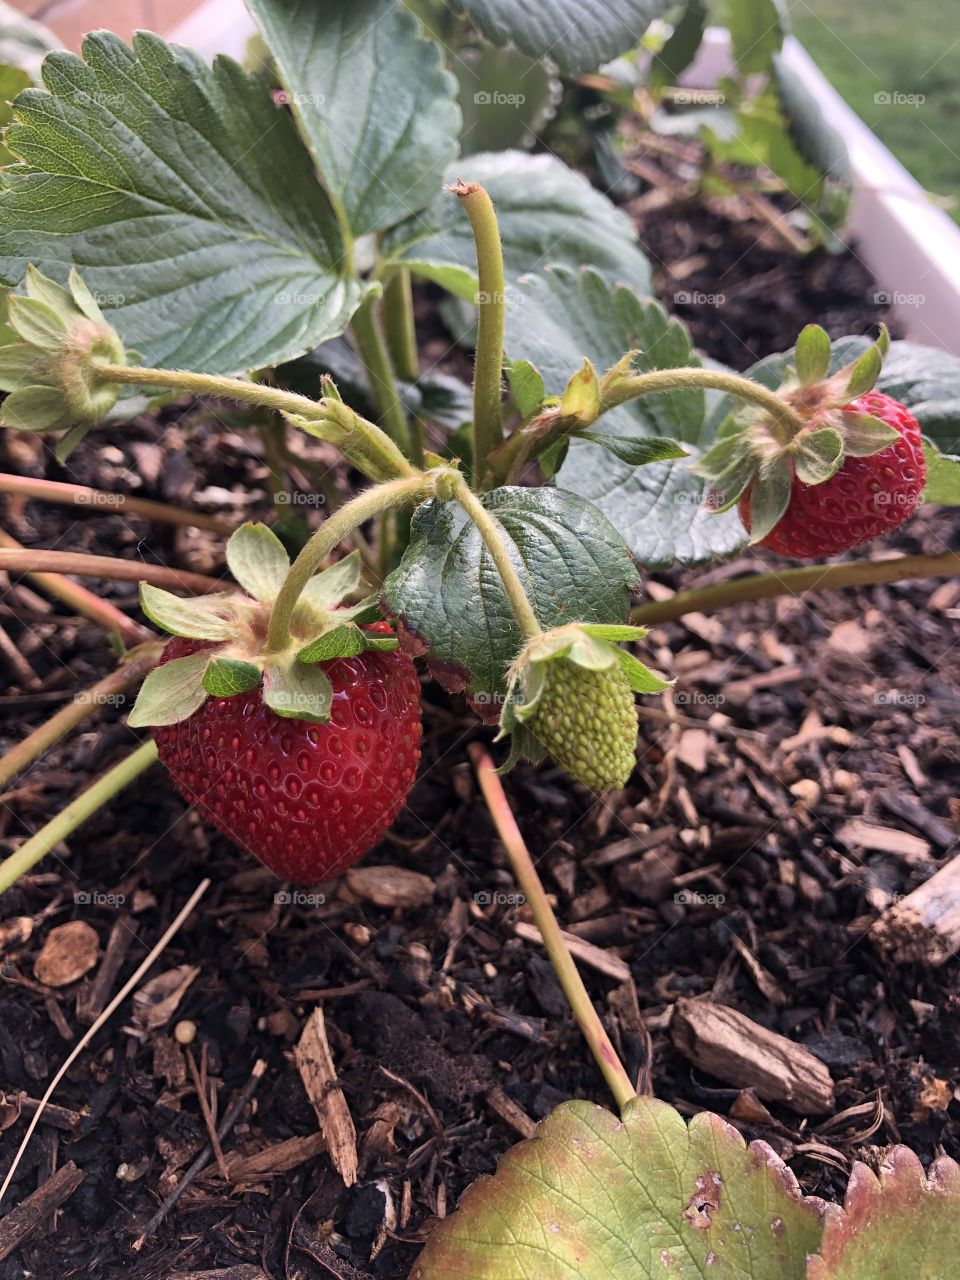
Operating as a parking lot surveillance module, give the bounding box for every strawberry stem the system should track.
[631,551,960,625]
[0,543,223,597]
[92,362,414,483]
[0,529,152,644]
[265,474,433,652]
[350,291,413,454]
[450,476,541,638]
[450,181,506,489]
[0,473,234,535]
[0,739,159,894]
[470,744,637,1112]
[603,368,805,438]
[0,644,163,790]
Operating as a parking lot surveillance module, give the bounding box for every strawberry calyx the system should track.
[0,265,130,461]
[129,522,397,729]
[695,324,901,543]
[497,623,671,786]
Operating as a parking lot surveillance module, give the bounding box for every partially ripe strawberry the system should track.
[154,630,422,883]
[740,392,925,558]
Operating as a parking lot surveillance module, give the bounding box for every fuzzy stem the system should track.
[92,362,410,483]
[0,545,223,596]
[382,270,420,383]
[450,478,541,638]
[603,369,805,437]
[266,474,431,652]
[0,474,234,535]
[0,645,163,790]
[0,530,151,644]
[0,739,158,894]
[470,744,636,1111]
[350,294,412,454]
[631,551,960,626]
[451,182,506,486]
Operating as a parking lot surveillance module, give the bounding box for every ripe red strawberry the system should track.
[154,629,422,883]
[739,392,925,558]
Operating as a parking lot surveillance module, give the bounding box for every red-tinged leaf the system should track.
[807,1146,960,1280]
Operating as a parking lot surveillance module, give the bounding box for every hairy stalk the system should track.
[603,368,805,437]
[382,270,420,383]
[631,551,960,626]
[266,474,432,651]
[451,181,506,487]
[92,362,410,483]
[0,644,163,790]
[0,739,159,894]
[450,477,541,638]
[0,546,223,596]
[350,293,412,454]
[0,530,150,644]
[0,474,234,535]
[470,744,636,1111]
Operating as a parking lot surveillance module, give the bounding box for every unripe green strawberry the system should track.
[526,658,637,792]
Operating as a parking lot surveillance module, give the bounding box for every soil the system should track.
[0,173,959,1280]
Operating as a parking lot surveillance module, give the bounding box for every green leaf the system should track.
[0,32,366,375]
[262,653,333,721]
[725,0,786,76]
[382,152,651,297]
[245,0,459,238]
[201,656,261,696]
[649,0,708,92]
[6,294,67,349]
[297,623,367,663]
[844,334,888,398]
[506,360,545,419]
[505,267,745,568]
[225,523,289,602]
[384,486,638,704]
[704,91,826,211]
[139,584,241,641]
[413,1095,825,1278]
[299,550,363,610]
[808,1147,960,1280]
[793,426,843,485]
[795,323,831,385]
[922,442,960,505]
[455,43,559,157]
[455,0,675,75]
[0,384,64,429]
[746,453,793,543]
[560,359,600,424]
[615,648,672,693]
[128,652,209,727]
[577,432,689,466]
[838,412,900,456]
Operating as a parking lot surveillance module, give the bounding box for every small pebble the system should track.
[173,1019,197,1045]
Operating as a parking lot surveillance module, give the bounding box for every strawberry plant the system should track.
[0,4,959,1275]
